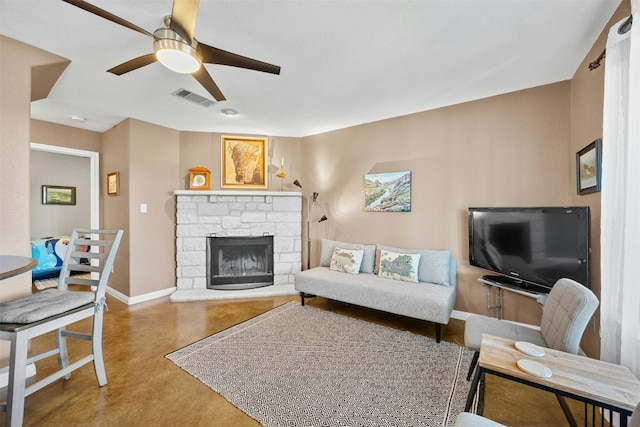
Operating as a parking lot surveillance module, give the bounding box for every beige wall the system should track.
[107,124,302,298]
[0,36,68,363]
[0,37,68,301]
[1,0,631,358]
[301,82,572,328]
[178,132,303,192]
[31,119,101,152]
[101,120,130,296]
[29,120,102,238]
[297,0,631,358]
[129,119,179,297]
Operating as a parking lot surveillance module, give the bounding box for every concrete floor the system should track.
[2,293,596,426]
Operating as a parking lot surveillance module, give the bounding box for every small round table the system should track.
[0,255,37,280]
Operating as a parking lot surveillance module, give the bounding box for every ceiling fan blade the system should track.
[169,0,199,43]
[62,0,152,37]
[108,53,158,75]
[192,67,226,101]
[198,43,281,75]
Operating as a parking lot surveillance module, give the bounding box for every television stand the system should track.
[477,276,549,319]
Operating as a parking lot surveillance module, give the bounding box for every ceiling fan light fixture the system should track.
[153,28,202,74]
[70,115,86,123]
[221,108,238,116]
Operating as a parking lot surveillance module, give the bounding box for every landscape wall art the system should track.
[364,171,411,212]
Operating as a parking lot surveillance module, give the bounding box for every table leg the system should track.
[465,366,484,413]
[556,395,577,427]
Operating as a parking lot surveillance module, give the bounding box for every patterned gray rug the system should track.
[166,301,474,427]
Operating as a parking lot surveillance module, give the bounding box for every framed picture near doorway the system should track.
[107,172,119,196]
[42,185,76,205]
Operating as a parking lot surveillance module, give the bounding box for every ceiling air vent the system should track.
[172,88,216,107]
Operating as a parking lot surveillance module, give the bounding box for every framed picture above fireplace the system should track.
[221,135,268,189]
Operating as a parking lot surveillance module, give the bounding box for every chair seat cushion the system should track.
[464,314,547,352]
[454,412,506,427]
[0,289,95,324]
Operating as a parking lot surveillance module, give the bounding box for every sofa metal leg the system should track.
[435,323,441,343]
[299,292,316,306]
[467,351,479,380]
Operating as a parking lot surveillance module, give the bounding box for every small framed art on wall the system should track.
[576,138,602,195]
[107,172,119,196]
[42,185,76,205]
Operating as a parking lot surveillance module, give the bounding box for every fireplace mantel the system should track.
[174,190,302,197]
[172,190,302,301]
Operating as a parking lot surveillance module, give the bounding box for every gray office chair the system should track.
[631,400,640,427]
[0,228,123,427]
[465,277,598,379]
[454,412,506,426]
[464,277,598,425]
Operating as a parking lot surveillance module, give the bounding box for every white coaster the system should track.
[515,341,545,357]
[517,359,552,378]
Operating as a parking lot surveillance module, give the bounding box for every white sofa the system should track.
[295,239,457,342]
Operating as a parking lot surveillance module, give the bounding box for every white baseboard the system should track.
[106,283,297,305]
[170,284,297,302]
[0,363,36,388]
[450,309,540,330]
[106,286,176,305]
[451,309,472,321]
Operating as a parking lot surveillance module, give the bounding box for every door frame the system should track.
[30,142,99,230]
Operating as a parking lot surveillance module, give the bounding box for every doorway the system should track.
[30,143,99,234]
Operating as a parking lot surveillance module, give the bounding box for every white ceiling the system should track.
[0,0,621,137]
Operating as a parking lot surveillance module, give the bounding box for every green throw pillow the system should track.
[329,247,364,274]
[377,249,421,283]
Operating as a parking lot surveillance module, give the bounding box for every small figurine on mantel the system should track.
[276,157,287,191]
[189,167,211,190]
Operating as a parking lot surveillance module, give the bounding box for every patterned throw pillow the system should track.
[375,244,452,286]
[329,247,364,274]
[377,249,421,283]
[320,239,376,273]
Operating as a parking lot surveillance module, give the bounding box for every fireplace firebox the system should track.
[206,235,274,290]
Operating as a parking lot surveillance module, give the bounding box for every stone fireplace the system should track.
[207,235,274,290]
[173,190,302,300]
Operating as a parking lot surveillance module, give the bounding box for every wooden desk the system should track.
[465,334,640,426]
[0,255,37,280]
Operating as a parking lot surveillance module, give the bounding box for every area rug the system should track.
[166,301,474,426]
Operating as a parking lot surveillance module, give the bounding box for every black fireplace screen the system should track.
[206,235,274,290]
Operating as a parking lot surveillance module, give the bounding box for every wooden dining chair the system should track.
[0,228,123,427]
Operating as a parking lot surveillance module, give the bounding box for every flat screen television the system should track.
[468,207,590,294]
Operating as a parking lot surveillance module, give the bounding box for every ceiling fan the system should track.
[62,0,281,102]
